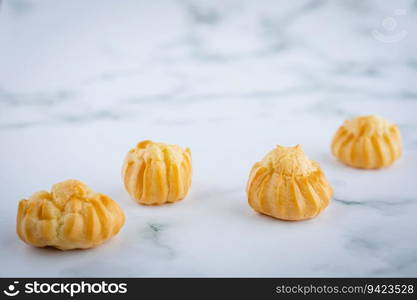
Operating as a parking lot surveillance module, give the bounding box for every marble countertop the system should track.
[1,0,417,277]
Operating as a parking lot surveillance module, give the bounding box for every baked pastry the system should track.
[122,140,192,205]
[247,145,332,221]
[331,115,402,169]
[16,180,125,250]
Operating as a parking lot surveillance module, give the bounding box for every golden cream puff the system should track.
[122,140,192,205]
[17,180,125,250]
[331,115,402,169]
[247,145,332,221]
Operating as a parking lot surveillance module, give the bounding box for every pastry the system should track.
[331,115,402,169]
[122,140,192,205]
[16,180,125,250]
[247,145,332,221]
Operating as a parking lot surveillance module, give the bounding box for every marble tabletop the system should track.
[1,0,417,277]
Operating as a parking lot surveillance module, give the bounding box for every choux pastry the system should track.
[122,140,192,205]
[17,180,125,250]
[331,115,402,169]
[247,145,332,221]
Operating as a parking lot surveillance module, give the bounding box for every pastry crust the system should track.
[122,140,192,205]
[247,145,332,221]
[331,115,402,169]
[16,180,125,250]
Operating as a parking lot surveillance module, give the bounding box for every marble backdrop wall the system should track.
[0,0,416,277]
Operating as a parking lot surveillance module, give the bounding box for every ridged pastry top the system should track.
[128,140,187,164]
[260,145,318,176]
[341,115,394,137]
[49,180,95,208]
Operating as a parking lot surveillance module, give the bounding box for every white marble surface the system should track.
[1,0,417,277]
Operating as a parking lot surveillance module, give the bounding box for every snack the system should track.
[122,140,192,205]
[16,180,125,250]
[247,145,332,221]
[331,115,402,169]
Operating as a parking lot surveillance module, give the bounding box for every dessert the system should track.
[247,145,332,221]
[16,180,125,250]
[122,140,192,205]
[331,115,402,169]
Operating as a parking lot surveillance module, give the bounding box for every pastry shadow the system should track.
[26,246,94,254]
[110,187,193,207]
[254,211,322,224]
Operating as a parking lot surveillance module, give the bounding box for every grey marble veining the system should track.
[0,0,416,277]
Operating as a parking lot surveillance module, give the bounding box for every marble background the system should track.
[0,0,417,277]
